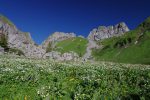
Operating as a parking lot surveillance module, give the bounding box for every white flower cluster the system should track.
[0,55,150,99]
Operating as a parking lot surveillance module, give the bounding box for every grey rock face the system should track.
[43,51,79,61]
[83,22,129,61]
[78,35,85,38]
[88,22,130,41]
[0,16,46,58]
[41,32,76,50]
[62,52,79,61]
[43,51,61,60]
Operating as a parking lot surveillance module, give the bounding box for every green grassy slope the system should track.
[54,37,88,57]
[93,17,150,64]
[0,55,150,99]
[0,14,14,27]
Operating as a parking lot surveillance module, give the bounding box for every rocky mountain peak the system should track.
[41,32,76,49]
[88,22,130,41]
[0,15,131,60]
[0,15,45,58]
[0,15,15,27]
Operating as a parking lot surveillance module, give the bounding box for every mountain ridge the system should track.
[1,14,149,64]
[92,16,150,64]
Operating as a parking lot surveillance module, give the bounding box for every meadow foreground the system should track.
[0,55,150,100]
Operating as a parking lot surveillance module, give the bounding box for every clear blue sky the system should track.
[0,0,150,44]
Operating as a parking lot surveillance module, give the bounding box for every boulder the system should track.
[62,51,79,61]
[43,51,61,59]
[43,51,79,61]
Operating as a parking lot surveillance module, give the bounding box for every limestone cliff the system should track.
[88,22,130,41]
[0,15,45,58]
[83,22,129,60]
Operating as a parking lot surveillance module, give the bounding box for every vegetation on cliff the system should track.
[93,17,150,64]
[55,37,88,57]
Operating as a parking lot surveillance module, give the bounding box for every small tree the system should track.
[46,42,53,53]
[0,34,9,51]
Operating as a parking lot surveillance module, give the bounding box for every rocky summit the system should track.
[88,22,130,41]
[0,15,45,58]
[41,32,76,50]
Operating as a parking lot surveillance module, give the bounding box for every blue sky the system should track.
[0,0,150,44]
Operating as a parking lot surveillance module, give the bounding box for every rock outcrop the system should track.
[83,22,129,60]
[88,22,130,41]
[0,15,79,59]
[41,32,76,50]
[62,52,79,61]
[43,51,79,61]
[0,15,45,58]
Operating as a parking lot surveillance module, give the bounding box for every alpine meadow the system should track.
[0,0,150,100]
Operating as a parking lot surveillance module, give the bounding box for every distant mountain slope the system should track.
[1,14,150,63]
[93,17,150,64]
[54,37,88,57]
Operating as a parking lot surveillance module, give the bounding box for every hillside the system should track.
[93,17,150,64]
[54,37,88,57]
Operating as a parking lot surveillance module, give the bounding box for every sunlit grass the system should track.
[0,55,150,99]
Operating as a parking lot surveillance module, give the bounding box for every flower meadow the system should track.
[0,55,150,100]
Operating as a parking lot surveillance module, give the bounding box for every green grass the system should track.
[55,37,88,57]
[93,30,150,64]
[0,34,8,49]
[0,14,14,27]
[0,55,150,99]
[93,17,150,64]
